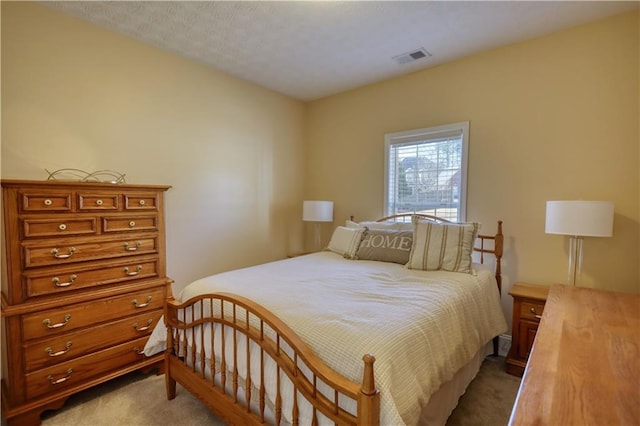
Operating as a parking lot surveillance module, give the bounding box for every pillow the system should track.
[327,226,366,259]
[345,219,413,231]
[355,229,413,264]
[407,218,479,273]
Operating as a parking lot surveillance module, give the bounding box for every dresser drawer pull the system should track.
[139,200,146,206]
[134,347,145,356]
[43,314,71,329]
[45,341,73,357]
[124,241,142,251]
[52,274,77,287]
[51,247,76,259]
[133,319,153,332]
[47,369,73,385]
[132,296,152,308]
[44,199,53,206]
[129,221,136,228]
[124,265,143,276]
[529,307,542,319]
[96,199,103,206]
[58,224,67,231]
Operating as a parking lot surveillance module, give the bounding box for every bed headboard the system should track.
[351,214,504,293]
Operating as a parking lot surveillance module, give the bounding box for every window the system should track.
[384,121,469,222]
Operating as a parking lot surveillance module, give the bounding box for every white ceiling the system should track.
[44,1,638,101]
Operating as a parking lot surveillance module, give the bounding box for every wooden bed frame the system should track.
[164,215,504,425]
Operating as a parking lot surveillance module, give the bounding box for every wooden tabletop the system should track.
[508,282,550,301]
[508,284,640,426]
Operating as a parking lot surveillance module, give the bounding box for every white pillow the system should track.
[345,219,413,231]
[407,217,479,274]
[327,226,366,259]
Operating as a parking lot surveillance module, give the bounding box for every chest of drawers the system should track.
[1,179,172,425]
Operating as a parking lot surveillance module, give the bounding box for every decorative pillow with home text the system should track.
[356,229,413,264]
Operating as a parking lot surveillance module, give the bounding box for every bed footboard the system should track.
[165,293,380,425]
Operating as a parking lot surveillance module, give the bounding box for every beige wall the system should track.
[2,4,638,318]
[1,3,307,294]
[306,10,640,320]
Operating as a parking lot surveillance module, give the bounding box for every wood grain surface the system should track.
[508,284,640,425]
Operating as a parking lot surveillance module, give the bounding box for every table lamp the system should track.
[303,200,334,251]
[545,200,614,286]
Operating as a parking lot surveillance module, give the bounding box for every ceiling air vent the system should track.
[393,48,432,65]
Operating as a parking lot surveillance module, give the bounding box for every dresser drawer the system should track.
[23,234,158,268]
[77,192,120,211]
[25,336,153,400]
[24,256,160,298]
[124,193,159,211]
[20,191,72,212]
[22,286,166,340]
[102,215,158,233]
[22,217,97,239]
[520,301,545,321]
[24,309,163,372]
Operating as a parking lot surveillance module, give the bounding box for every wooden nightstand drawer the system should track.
[520,301,544,321]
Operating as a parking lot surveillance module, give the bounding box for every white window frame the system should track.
[384,121,469,222]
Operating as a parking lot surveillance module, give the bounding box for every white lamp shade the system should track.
[303,201,334,222]
[545,201,614,237]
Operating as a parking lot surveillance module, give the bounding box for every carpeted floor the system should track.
[37,356,520,426]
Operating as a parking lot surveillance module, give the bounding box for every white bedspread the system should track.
[146,252,507,425]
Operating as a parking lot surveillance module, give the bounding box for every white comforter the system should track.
[146,251,507,425]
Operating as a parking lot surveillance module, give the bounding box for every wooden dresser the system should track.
[508,284,640,425]
[0,179,172,425]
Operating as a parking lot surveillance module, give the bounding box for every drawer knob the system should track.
[132,295,152,308]
[96,199,103,206]
[133,319,153,332]
[139,200,146,206]
[134,347,145,356]
[43,314,71,329]
[45,341,73,357]
[52,274,77,287]
[530,307,542,319]
[124,265,143,276]
[124,241,142,251]
[47,369,73,385]
[51,247,76,259]
[58,224,67,231]
[44,199,53,206]
[129,221,136,227]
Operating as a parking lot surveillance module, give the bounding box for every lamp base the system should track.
[567,236,584,286]
[313,223,322,252]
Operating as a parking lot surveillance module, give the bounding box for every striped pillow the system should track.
[327,226,366,259]
[407,217,479,273]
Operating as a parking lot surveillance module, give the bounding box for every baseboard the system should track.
[498,334,511,357]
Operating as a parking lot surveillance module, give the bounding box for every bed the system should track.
[145,214,507,425]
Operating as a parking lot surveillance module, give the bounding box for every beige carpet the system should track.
[39,356,520,426]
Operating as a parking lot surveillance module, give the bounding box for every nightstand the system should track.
[506,282,550,377]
